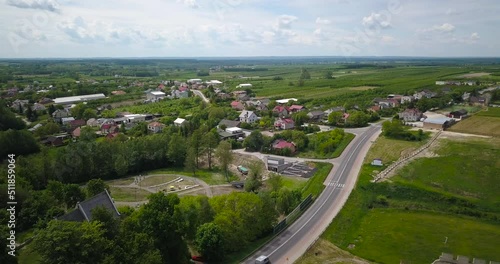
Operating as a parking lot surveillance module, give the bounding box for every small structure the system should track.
[41,135,65,147]
[58,190,120,222]
[450,109,468,119]
[423,117,455,130]
[239,110,258,124]
[146,91,166,101]
[266,156,291,173]
[52,109,70,123]
[174,118,187,126]
[148,122,165,133]
[237,165,248,175]
[371,158,383,166]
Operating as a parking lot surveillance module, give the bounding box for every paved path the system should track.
[192,90,210,103]
[241,124,382,264]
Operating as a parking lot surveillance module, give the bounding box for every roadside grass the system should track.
[350,209,500,264]
[281,176,308,190]
[296,238,370,264]
[476,107,500,117]
[394,138,500,203]
[449,116,500,137]
[109,186,152,202]
[300,162,333,199]
[298,133,355,159]
[18,245,41,264]
[363,135,428,164]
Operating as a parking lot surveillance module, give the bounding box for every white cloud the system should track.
[6,0,60,13]
[177,0,199,9]
[315,17,331,25]
[362,12,391,28]
[381,35,394,42]
[470,32,480,40]
[433,23,455,33]
[275,15,298,30]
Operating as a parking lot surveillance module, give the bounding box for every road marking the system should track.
[327,182,345,188]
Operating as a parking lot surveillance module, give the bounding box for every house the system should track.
[374,98,399,109]
[399,109,422,122]
[146,91,166,101]
[187,78,202,84]
[101,124,119,134]
[42,136,64,147]
[28,123,43,132]
[72,127,81,138]
[69,119,86,129]
[288,105,305,113]
[124,114,149,123]
[401,95,414,104]
[217,93,231,100]
[464,80,477,86]
[368,105,381,112]
[10,99,29,111]
[86,118,99,127]
[273,105,289,116]
[230,101,245,111]
[266,156,291,173]
[274,118,295,130]
[307,111,325,121]
[239,110,258,123]
[31,103,46,112]
[61,117,76,125]
[218,119,241,128]
[206,80,223,86]
[38,97,53,104]
[469,96,487,106]
[449,109,468,119]
[371,158,383,166]
[174,118,187,126]
[52,109,71,123]
[272,139,296,153]
[58,190,120,222]
[147,122,165,133]
[171,90,189,98]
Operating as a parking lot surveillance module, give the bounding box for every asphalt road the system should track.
[192,90,210,103]
[242,124,382,264]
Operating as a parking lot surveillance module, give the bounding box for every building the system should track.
[272,139,296,153]
[187,78,202,84]
[239,110,258,123]
[470,96,487,106]
[236,83,252,88]
[435,81,447,85]
[148,122,165,133]
[53,93,106,105]
[218,127,245,140]
[230,101,245,110]
[399,109,423,122]
[288,105,305,113]
[174,118,187,126]
[146,91,166,101]
[218,119,241,128]
[206,80,223,86]
[449,109,468,119]
[274,118,295,130]
[266,156,292,173]
[423,117,455,130]
[273,105,289,116]
[59,190,120,222]
[307,111,325,121]
[61,117,76,125]
[371,158,383,166]
[275,98,298,104]
[31,103,46,111]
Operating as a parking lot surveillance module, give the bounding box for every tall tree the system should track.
[168,134,186,166]
[86,178,110,197]
[184,146,197,176]
[195,222,225,261]
[202,132,218,170]
[215,141,233,181]
[243,130,264,151]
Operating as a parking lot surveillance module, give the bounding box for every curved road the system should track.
[242,124,382,264]
[192,90,210,103]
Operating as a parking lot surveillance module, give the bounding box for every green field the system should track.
[476,107,500,117]
[109,186,152,202]
[139,175,179,187]
[317,135,500,264]
[351,209,500,263]
[364,134,428,164]
[281,176,308,190]
[300,162,333,199]
[449,116,500,137]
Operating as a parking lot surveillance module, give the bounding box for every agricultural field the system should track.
[302,135,500,264]
[449,116,500,137]
[475,107,500,117]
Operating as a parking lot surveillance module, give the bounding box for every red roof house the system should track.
[272,139,296,153]
[288,105,305,113]
[230,101,244,110]
[274,118,295,130]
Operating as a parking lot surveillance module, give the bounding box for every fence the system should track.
[273,194,313,234]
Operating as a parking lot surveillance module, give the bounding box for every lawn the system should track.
[106,177,135,186]
[363,135,428,165]
[476,107,500,117]
[17,245,41,264]
[109,186,152,202]
[351,209,500,264]
[139,175,179,187]
[148,168,235,185]
[296,239,369,264]
[395,138,500,203]
[281,176,308,190]
[449,116,500,137]
[300,162,333,199]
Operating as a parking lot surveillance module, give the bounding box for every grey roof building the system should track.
[59,190,120,222]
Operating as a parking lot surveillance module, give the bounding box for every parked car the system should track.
[237,165,249,175]
[255,255,270,264]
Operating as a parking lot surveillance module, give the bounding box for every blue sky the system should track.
[1,0,499,58]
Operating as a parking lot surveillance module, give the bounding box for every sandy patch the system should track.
[460,72,490,78]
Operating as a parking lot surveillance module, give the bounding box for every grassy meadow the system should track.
[308,135,500,264]
[449,116,500,137]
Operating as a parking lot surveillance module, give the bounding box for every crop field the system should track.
[476,107,500,117]
[449,116,500,137]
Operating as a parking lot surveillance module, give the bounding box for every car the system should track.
[237,165,249,175]
[191,255,205,262]
[255,255,270,264]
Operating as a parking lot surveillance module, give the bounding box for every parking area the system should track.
[281,162,317,178]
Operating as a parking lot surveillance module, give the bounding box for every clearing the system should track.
[460,72,491,78]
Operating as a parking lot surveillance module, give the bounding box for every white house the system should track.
[146,91,166,101]
[174,118,187,126]
[239,110,258,123]
[206,80,223,86]
[147,122,165,133]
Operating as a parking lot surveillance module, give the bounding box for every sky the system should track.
[1,0,499,58]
